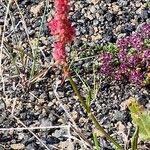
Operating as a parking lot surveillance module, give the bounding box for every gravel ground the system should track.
[0,0,150,150]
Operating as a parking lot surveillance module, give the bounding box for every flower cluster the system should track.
[99,52,113,76]
[139,23,150,39]
[116,33,143,50]
[99,23,150,85]
[48,0,75,64]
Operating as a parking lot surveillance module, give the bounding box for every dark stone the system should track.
[117,0,128,6]
[26,143,39,150]
[121,23,135,34]
[140,9,150,20]
[0,19,4,25]
[105,12,114,22]
[46,136,60,144]
[0,135,12,142]
[138,94,149,106]
[72,11,82,20]
[101,82,111,91]
[113,110,131,123]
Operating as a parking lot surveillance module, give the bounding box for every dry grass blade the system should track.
[0,93,73,149]
[0,0,12,95]
[0,125,69,131]
[13,0,32,49]
[29,66,51,83]
[13,116,58,150]
[53,81,93,149]
[6,94,58,149]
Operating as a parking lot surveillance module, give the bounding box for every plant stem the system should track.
[68,76,123,150]
[131,126,139,150]
[93,133,100,150]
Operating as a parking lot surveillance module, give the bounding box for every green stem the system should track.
[68,76,123,150]
[131,126,139,150]
[93,133,100,150]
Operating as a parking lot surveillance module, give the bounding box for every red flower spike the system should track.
[52,42,66,64]
[48,0,75,65]
[48,16,75,43]
[54,0,69,15]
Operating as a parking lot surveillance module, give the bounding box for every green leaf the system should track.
[128,48,136,54]
[128,98,150,141]
[144,73,150,85]
[86,89,94,107]
[103,43,118,54]
[145,0,150,8]
[144,39,150,48]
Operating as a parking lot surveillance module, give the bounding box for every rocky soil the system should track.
[0,0,150,150]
